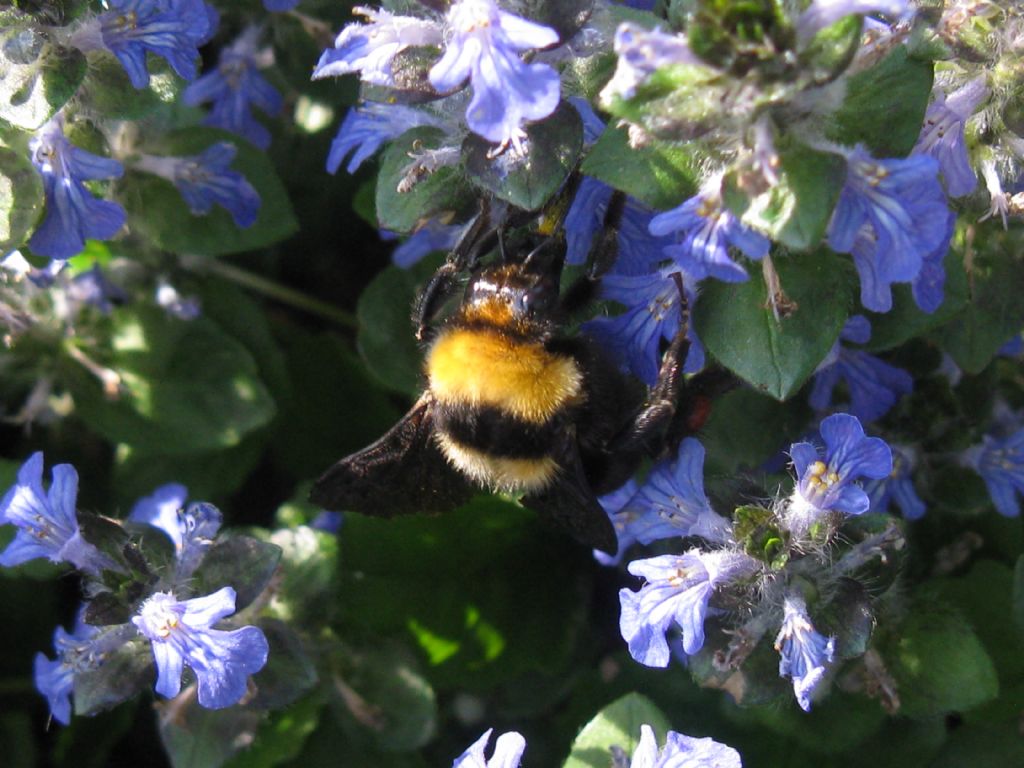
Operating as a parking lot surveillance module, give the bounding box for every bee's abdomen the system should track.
[427,325,582,492]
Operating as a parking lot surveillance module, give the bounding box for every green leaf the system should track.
[337,495,591,691]
[341,644,437,752]
[580,123,700,209]
[923,560,1024,683]
[464,101,582,211]
[1014,555,1024,637]
[826,46,934,157]
[936,236,1024,373]
[694,250,852,400]
[0,145,43,251]
[0,28,86,130]
[356,255,440,397]
[882,596,999,719]
[158,697,263,768]
[223,692,325,768]
[68,305,277,454]
[77,52,182,120]
[248,619,319,709]
[0,712,36,768]
[74,640,153,716]
[192,534,282,612]
[120,127,297,256]
[701,387,810,474]
[269,322,401,480]
[375,127,473,233]
[563,693,670,768]
[262,525,340,627]
[834,717,946,768]
[735,139,845,252]
[928,722,1024,768]
[798,14,862,84]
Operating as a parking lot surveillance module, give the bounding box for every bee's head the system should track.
[464,257,561,324]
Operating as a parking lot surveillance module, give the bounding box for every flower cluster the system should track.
[0,455,272,721]
[615,414,896,711]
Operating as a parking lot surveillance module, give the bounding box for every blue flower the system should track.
[809,315,913,423]
[34,618,99,725]
[593,479,641,566]
[0,452,110,574]
[618,438,731,545]
[312,7,443,87]
[264,0,299,10]
[98,0,214,89]
[619,550,757,665]
[132,588,269,709]
[796,0,911,46]
[628,724,742,768]
[600,23,702,102]
[390,219,465,269]
[864,445,926,520]
[787,413,892,527]
[183,28,283,150]
[28,117,125,261]
[453,728,525,768]
[565,177,670,275]
[429,0,560,147]
[583,267,704,386]
[309,510,343,534]
[775,595,835,711]
[648,192,770,283]
[136,143,261,228]
[130,485,222,579]
[912,77,987,197]
[828,147,951,309]
[963,428,1024,517]
[328,103,444,175]
[67,264,128,314]
[156,280,202,320]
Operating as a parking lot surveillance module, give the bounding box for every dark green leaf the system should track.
[701,386,810,474]
[0,29,85,130]
[248,620,319,709]
[819,578,874,660]
[935,236,1024,373]
[262,526,339,626]
[269,322,401,479]
[223,692,324,768]
[356,255,439,397]
[826,46,934,157]
[78,52,181,120]
[798,15,862,84]
[563,693,670,768]
[735,139,845,252]
[694,250,852,400]
[521,0,594,44]
[0,712,36,768]
[68,305,277,454]
[341,644,437,752]
[337,495,591,691]
[1014,555,1024,637]
[192,534,282,611]
[580,122,700,209]
[375,127,473,233]
[834,717,946,768]
[464,101,582,211]
[928,722,1024,768]
[74,639,153,716]
[881,596,999,719]
[120,127,297,256]
[0,145,43,251]
[158,696,263,768]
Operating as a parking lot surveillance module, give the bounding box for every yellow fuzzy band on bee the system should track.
[435,433,558,493]
[427,327,583,424]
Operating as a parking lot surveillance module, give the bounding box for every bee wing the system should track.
[521,431,618,555]
[310,394,473,517]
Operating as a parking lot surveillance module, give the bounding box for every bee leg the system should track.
[414,202,496,341]
[560,191,627,316]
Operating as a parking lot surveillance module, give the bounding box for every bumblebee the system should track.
[311,204,727,554]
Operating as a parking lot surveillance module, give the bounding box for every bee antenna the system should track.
[523,238,561,273]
